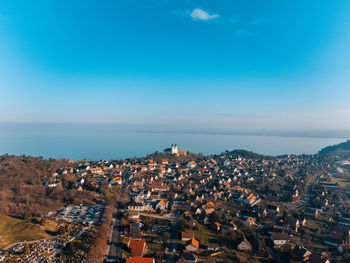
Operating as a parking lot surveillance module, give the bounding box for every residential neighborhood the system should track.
[1,143,350,262]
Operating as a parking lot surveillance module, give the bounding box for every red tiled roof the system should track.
[181,232,194,239]
[128,239,146,257]
[126,258,154,263]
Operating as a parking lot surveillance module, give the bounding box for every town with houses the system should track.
[1,142,350,263]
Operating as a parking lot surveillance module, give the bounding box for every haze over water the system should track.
[0,123,345,161]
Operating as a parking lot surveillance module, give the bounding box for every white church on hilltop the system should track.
[164,144,188,156]
[171,144,179,155]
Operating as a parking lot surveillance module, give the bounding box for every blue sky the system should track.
[0,0,350,130]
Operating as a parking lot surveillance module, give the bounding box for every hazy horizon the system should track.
[0,122,347,160]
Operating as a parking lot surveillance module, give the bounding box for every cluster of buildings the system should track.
[110,146,350,262]
[6,144,349,262]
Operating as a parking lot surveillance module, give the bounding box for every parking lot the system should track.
[52,205,104,226]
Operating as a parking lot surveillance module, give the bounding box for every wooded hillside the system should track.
[0,155,93,218]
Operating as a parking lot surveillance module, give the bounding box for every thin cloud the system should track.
[235,29,254,37]
[190,8,219,21]
[235,18,262,37]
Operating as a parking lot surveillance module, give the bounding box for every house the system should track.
[271,232,289,247]
[90,181,98,188]
[338,243,350,253]
[181,232,195,242]
[110,176,122,185]
[161,159,168,165]
[207,243,219,251]
[187,161,196,169]
[90,167,103,174]
[128,210,140,221]
[156,199,168,210]
[128,238,147,257]
[150,181,169,192]
[244,217,255,226]
[128,201,145,211]
[237,239,252,252]
[186,238,199,252]
[126,258,155,263]
[214,222,221,231]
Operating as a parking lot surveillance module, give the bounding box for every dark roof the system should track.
[272,232,289,241]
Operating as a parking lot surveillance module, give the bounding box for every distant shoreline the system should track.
[0,122,349,140]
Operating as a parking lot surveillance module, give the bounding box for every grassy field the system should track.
[0,216,58,249]
[190,226,219,246]
[332,177,350,188]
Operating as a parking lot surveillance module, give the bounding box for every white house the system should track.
[187,161,196,169]
[156,199,168,210]
[271,232,289,247]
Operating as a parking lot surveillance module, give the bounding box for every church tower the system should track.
[171,144,178,155]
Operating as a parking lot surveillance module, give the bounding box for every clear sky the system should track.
[0,0,350,131]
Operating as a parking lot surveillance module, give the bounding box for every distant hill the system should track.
[319,140,350,155]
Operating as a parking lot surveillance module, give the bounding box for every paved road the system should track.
[167,202,180,263]
[106,211,121,263]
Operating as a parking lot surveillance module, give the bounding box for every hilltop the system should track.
[319,140,350,156]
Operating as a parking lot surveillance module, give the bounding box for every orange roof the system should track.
[128,239,146,257]
[207,201,215,207]
[191,238,199,247]
[159,199,167,207]
[126,258,154,263]
[189,161,196,165]
[161,159,168,163]
[247,217,255,223]
[214,222,221,227]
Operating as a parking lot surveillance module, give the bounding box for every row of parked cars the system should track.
[55,205,104,226]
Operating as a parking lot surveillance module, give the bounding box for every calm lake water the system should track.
[0,123,346,160]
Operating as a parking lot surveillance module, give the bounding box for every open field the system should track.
[0,216,58,249]
[190,226,219,246]
[332,177,350,188]
[319,176,350,189]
